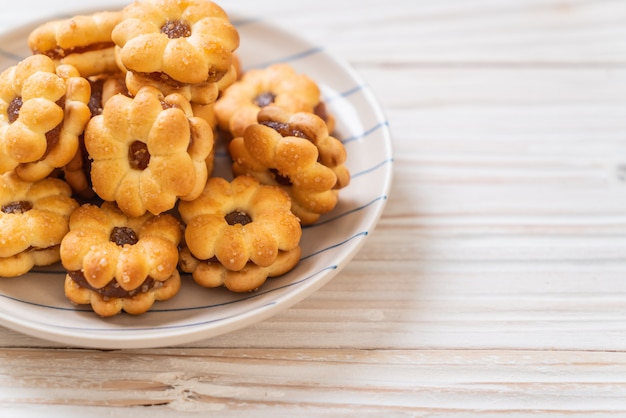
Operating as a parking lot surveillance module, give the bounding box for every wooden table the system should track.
[2,0,626,415]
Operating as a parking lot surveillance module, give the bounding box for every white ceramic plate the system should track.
[0,12,393,349]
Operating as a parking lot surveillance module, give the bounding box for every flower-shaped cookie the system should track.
[0,172,79,277]
[84,85,214,217]
[60,201,183,316]
[112,0,239,85]
[214,63,333,138]
[229,107,346,225]
[28,10,122,77]
[257,106,350,190]
[0,54,91,181]
[178,175,302,292]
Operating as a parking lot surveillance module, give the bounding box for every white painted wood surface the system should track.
[2,0,626,415]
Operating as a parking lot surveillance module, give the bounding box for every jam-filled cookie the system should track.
[28,10,122,77]
[112,0,239,86]
[0,172,79,277]
[178,175,302,293]
[84,85,214,217]
[214,63,334,138]
[229,106,347,225]
[0,54,91,181]
[257,106,350,190]
[60,201,183,316]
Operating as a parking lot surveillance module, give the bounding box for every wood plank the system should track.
[2,348,626,416]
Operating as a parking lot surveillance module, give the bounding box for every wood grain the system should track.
[2,348,626,416]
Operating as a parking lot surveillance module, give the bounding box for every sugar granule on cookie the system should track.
[178,175,302,293]
[60,201,183,317]
[0,172,79,278]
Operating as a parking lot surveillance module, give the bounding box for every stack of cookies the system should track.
[0,0,350,317]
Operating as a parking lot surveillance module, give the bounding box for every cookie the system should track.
[0,172,79,277]
[229,106,345,225]
[28,10,122,77]
[257,105,349,190]
[0,54,91,181]
[84,85,214,216]
[214,63,333,138]
[112,0,239,85]
[60,201,183,316]
[178,175,302,292]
